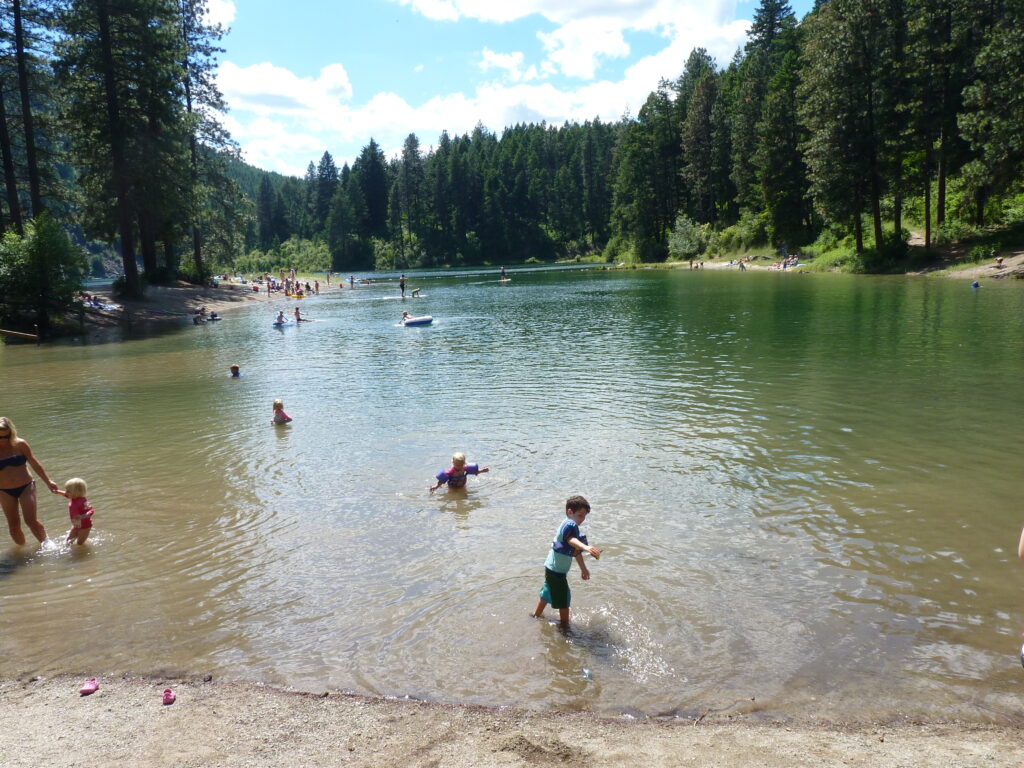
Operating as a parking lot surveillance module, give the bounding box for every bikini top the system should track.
[0,453,27,469]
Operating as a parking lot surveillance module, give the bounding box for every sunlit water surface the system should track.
[2,267,1023,722]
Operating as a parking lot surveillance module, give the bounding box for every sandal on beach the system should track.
[162,688,176,705]
[79,677,99,696]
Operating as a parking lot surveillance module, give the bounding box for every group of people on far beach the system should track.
[0,416,95,548]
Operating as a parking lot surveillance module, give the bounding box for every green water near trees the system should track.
[2,267,1022,720]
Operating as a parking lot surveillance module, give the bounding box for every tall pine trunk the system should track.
[162,238,176,271]
[0,77,24,236]
[97,1,140,297]
[180,20,206,281]
[923,148,932,247]
[937,129,947,230]
[12,0,42,217]
[138,211,158,274]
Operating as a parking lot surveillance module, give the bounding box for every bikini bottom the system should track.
[0,480,32,499]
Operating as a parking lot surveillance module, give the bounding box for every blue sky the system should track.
[210,0,814,177]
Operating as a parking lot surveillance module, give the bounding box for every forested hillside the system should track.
[1,0,1023,317]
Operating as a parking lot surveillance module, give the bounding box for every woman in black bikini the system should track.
[0,417,59,545]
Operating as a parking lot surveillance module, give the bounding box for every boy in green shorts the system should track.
[532,495,601,624]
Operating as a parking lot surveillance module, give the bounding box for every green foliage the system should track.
[934,220,977,246]
[959,0,1024,201]
[713,210,769,253]
[801,226,859,270]
[0,215,88,334]
[668,214,711,258]
[235,237,330,275]
[999,193,1024,226]
[966,242,1000,264]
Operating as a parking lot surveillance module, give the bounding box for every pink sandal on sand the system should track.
[79,678,99,696]
[162,688,176,705]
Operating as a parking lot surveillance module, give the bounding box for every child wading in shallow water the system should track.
[272,399,292,425]
[532,495,601,625]
[56,477,94,545]
[429,452,489,493]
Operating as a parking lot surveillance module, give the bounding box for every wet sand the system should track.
[2,675,1019,768]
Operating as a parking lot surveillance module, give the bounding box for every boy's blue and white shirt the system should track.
[544,519,589,574]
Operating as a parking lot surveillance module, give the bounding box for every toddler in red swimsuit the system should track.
[56,477,94,545]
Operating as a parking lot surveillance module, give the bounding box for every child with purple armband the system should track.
[429,452,489,493]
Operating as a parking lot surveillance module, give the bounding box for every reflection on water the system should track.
[1,268,1023,721]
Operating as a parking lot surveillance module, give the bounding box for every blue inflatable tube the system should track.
[401,315,433,326]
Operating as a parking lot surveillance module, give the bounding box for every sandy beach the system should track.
[82,279,341,329]
[2,675,1020,768]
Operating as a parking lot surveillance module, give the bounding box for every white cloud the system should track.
[538,18,630,80]
[393,0,744,80]
[478,48,526,82]
[399,0,458,21]
[204,0,236,27]
[218,61,353,117]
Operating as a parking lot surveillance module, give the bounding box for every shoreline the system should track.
[72,250,1024,334]
[3,674,1020,767]
[609,249,1024,279]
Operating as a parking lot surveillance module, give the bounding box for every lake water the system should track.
[2,267,1023,722]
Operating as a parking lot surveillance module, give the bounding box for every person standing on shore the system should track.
[0,416,59,545]
[531,495,601,625]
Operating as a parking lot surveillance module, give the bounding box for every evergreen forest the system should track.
[1,0,1024,333]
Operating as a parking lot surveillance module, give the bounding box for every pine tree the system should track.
[681,71,719,223]
[256,175,274,249]
[314,150,337,234]
[799,0,905,253]
[754,33,811,244]
[352,139,388,239]
[959,0,1024,221]
[398,133,425,246]
[57,0,191,296]
[179,0,240,279]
